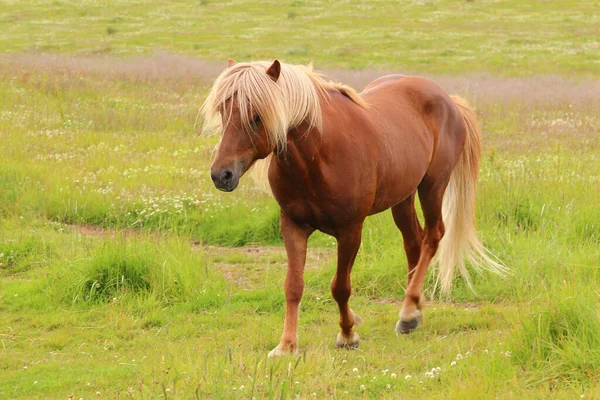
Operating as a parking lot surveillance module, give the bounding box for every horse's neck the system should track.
[271,121,323,183]
[272,91,355,181]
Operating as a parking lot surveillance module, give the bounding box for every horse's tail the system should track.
[436,95,508,294]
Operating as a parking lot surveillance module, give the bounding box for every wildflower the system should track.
[390,373,397,379]
[353,367,359,373]
[386,384,391,389]
[360,384,366,391]
[450,361,457,367]
[425,367,441,379]
[382,369,389,375]
[405,375,411,380]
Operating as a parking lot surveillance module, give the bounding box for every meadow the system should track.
[1,1,600,398]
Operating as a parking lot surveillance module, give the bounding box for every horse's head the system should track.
[204,59,284,192]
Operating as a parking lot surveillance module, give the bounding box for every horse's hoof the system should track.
[268,345,298,358]
[396,311,423,335]
[335,331,360,349]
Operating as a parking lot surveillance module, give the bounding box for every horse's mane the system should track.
[202,61,367,150]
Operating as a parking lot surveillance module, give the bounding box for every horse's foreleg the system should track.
[268,211,314,357]
[331,225,363,348]
[397,184,446,334]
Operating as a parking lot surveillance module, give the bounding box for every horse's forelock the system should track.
[203,60,365,150]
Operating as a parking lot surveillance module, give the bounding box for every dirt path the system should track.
[2,52,599,107]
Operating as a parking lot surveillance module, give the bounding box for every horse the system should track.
[203,59,507,356]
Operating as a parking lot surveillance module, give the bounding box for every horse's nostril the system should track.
[223,170,233,181]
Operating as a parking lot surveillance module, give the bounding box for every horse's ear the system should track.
[227,58,237,67]
[266,60,281,82]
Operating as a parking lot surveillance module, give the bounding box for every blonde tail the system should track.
[436,96,508,294]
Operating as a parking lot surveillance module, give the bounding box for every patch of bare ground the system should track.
[203,245,333,290]
[0,52,224,85]
[2,52,599,108]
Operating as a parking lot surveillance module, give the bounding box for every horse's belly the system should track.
[368,159,429,215]
[368,185,416,215]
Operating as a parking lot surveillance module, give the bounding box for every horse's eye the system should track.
[250,115,261,131]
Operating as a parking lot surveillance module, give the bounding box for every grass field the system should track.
[1,0,599,74]
[1,1,600,399]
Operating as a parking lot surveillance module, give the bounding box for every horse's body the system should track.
[270,74,460,228]
[204,60,505,356]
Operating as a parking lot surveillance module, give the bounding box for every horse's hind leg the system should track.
[331,224,363,348]
[391,193,424,287]
[396,180,447,334]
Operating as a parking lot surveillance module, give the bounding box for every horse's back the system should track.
[362,75,454,116]
[361,74,465,155]
[361,74,408,93]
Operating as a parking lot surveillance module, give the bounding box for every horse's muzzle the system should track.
[210,168,239,192]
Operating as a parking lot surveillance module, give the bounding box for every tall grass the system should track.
[51,235,232,309]
[513,285,600,384]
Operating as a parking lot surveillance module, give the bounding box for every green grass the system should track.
[1,0,600,398]
[1,218,598,398]
[0,0,599,75]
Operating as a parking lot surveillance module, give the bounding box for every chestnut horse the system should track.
[203,59,506,356]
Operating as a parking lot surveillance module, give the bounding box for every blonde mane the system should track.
[201,60,367,151]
